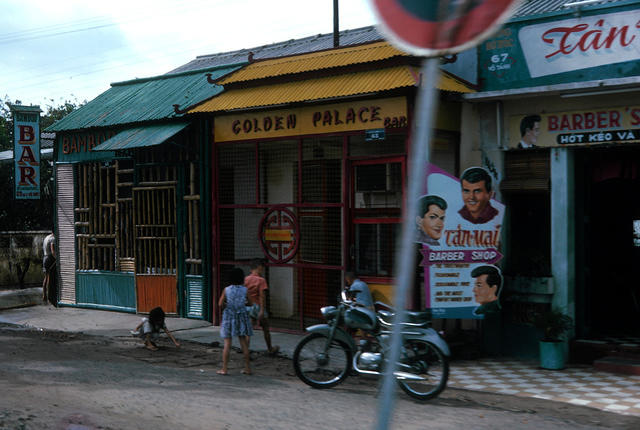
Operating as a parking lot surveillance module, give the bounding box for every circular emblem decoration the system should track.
[370,0,521,56]
[259,207,300,264]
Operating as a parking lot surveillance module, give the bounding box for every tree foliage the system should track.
[0,95,85,231]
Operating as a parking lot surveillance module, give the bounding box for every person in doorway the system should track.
[42,230,56,304]
[458,167,498,224]
[217,267,253,375]
[415,195,447,246]
[344,271,374,309]
[518,114,541,149]
[131,306,181,351]
[471,265,502,316]
[245,259,280,355]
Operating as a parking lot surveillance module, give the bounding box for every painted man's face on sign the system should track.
[472,274,498,305]
[461,180,493,218]
[524,121,541,145]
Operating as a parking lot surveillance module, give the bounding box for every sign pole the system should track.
[375,56,440,430]
[368,1,520,427]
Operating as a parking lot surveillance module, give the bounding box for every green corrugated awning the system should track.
[46,63,245,132]
[93,122,189,151]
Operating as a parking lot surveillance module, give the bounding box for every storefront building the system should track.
[463,0,640,355]
[47,64,244,319]
[46,25,476,326]
[189,41,474,328]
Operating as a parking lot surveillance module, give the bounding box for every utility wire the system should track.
[0,16,115,44]
[4,38,222,93]
[0,0,214,45]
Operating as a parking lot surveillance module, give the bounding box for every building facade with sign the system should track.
[188,40,474,328]
[46,64,245,319]
[46,25,476,327]
[463,0,640,356]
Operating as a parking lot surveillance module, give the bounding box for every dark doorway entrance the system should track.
[584,148,640,336]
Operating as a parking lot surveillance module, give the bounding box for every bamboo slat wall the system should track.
[134,163,178,275]
[183,161,202,276]
[73,133,203,279]
[75,163,117,271]
[116,159,135,268]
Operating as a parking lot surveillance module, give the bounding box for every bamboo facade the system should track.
[75,163,117,271]
[70,128,206,316]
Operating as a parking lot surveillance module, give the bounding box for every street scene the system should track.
[2,0,640,428]
[0,303,639,430]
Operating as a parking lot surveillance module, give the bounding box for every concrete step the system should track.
[571,338,640,364]
[593,356,640,375]
[0,287,42,310]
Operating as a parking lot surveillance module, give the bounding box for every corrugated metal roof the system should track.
[169,26,383,74]
[92,122,189,151]
[166,0,622,77]
[41,132,55,148]
[511,0,621,19]
[0,148,53,163]
[46,64,244,132]
[438,71,476,93]
[217,41,407,84]
[190,66,473,113]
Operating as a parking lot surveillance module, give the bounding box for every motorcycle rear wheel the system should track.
[396,339,449,401]
[293,332,352,389]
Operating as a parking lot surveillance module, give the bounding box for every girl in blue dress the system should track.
[217,267,253,375]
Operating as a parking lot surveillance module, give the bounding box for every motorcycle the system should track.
[293,290,450,401]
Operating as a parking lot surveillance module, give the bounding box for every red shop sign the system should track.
[259,207,300,264]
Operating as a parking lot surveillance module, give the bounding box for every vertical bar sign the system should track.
[12,105,41,199]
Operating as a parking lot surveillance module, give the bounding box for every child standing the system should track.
[132,306,181,351]
[245,259,279,355]
[217,267,253,375]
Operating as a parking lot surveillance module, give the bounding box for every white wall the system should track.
[264,143,296,316]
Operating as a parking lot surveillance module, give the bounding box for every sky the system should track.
[1,0,378,111]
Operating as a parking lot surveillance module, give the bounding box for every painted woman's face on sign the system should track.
[417,204,446,240]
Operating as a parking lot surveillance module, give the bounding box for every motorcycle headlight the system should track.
[320,306,337,320]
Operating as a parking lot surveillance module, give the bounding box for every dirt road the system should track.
[1,324,638,430]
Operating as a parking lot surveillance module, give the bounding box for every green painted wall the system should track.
[76,271,136,312]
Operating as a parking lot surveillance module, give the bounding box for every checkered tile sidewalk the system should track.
[448,359,640,416]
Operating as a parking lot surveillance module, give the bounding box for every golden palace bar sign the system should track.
[215,97,408,142]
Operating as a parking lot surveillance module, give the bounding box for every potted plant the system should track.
[532,309,573,370]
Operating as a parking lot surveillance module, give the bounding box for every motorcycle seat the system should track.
[378,309,432,326]
[405,309,432,325]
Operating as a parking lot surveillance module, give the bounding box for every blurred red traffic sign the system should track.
[371,0,521,56]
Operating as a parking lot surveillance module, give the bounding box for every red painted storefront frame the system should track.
[211,126,410,328]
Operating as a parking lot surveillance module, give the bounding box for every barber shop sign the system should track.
[519,9,640,78]
[418,164,505,319]
[12,105,41,200]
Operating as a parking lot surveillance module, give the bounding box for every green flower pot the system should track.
[539,340,565,370]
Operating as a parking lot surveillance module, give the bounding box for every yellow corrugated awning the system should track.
[190,66,474,113]
[217,41,408,85]
[438,71,477,93]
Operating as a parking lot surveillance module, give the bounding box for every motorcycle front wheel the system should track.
[396,339,449,401]
[293,332,352,389]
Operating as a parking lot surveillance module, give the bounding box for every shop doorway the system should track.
[133,186,178,314]
[298,159,342,321]
[584,150,640,336]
